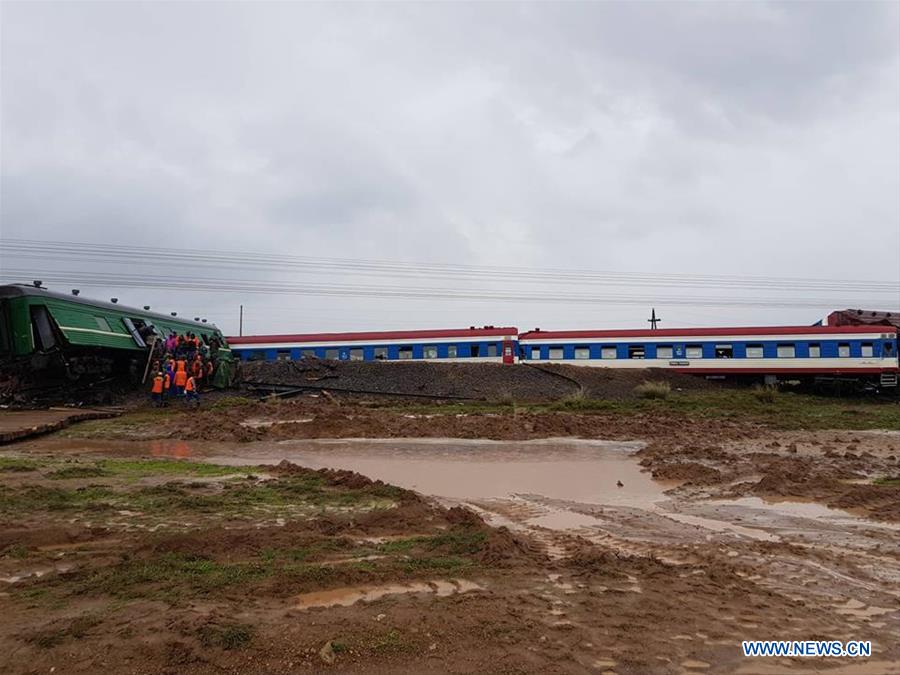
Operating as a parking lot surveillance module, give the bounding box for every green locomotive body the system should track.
[0,283,230,381]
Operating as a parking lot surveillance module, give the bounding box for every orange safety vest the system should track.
[151,376,164,394]
[185,377,196,393]
[174,370,187,387]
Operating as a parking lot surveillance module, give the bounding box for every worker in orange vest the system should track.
[174,360,188,397]
[151,372,164,407]
[184,374,199,406]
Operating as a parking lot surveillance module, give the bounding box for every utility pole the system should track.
[648,308,661,330]
[239,305,243,336]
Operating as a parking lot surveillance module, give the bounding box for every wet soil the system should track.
[1,395,899,673]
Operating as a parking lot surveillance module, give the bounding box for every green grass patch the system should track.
[27,614,102,649]
[377,529,486,555]
[0,457,42,472]
[874,476,900,487]
[97,458,250,479]
[0,485,118,512]
[46,465,111,480]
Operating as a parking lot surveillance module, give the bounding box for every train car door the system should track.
[502,338,514,365]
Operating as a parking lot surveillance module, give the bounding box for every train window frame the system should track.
[776,344,795,358]
[447,345,458,358]
[808,343,821,358]
[247,350,266,362]
[860,343,874,358]
[746,344,764,358]
[884,341,895,358]
[601,346,617,360]
[423,345,438,359]
[94,316,112,332]
[548,347,564,359]
[276,350,291,361]
[531,347,541,360]
[628,345,645,360]
[349,348,364,361]
[838,343,850,358]
[398,346,413,360]
[685,344,703,359]
[324,348,339,360]
[471,344,480,358]
[373,346,388,360]
[301,349,316,359]
[714,344,733,359]
[487,344,498,358]
[656,345,673,359]
[574,345,590,359]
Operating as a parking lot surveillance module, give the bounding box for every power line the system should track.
[2,238,896,293]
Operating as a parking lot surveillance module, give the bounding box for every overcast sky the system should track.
[2,1,899,335]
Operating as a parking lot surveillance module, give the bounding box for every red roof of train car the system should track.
[228,326,518,345]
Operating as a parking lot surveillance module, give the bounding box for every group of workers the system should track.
[149,331,220,407]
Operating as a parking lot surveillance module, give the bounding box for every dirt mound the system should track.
[651,462,723,485]
[240,360,718,402]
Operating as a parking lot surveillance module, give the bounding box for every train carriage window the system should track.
[423,345,438,359]
[574,346,590,359]
[776,344,795,358]
[838,343,850,358]
[324,348,339,360]
[349,348,364,361]
[656,346,673,359]
[94,316,112,332]
[373,347,388,360]
[601,346,617,359]
[548,347,564,359]
[247,350,266,361]
[31,306,58,350]
[447,345,458,358]
[531,347,541,360]
[685,344,703,359]
[471,344,480,358]
[808,343,821,358]
[628,345,645,359]
[487,344,498,357]
[301,349,316,359]
[276,350,291,361]
[884,341,895,358]
[714,344,733,359]
[398,346,413,360]
[746,344,764,358]
[861,343,874,358]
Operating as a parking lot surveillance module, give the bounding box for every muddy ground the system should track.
[1,390,899,674]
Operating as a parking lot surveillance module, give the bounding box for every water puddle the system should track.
[239,418,313,429]
[295,578,483,609]
[707,497,900,531]
[0,564,73,584]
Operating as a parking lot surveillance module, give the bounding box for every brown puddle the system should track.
[295,578,483,609]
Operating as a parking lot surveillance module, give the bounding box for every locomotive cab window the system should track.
[714,344,733,359]
[746,344,763,358]
[548,347,563,359]
[656,346,673,359]
[31,306,58,351]
[373,347,388,360]
[628,345,645,359]
[685,344,703,359]
[398,346,413,360]
[423,345,438,359]
[94,316,111,332]
[574,346,590,359]
[861,343,874,358]
[601,346,617,359]
[808,343,821,358]
[838,343,850,357]
[776,344,795,358]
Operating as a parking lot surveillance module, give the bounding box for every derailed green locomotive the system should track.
[0,282,232,385]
